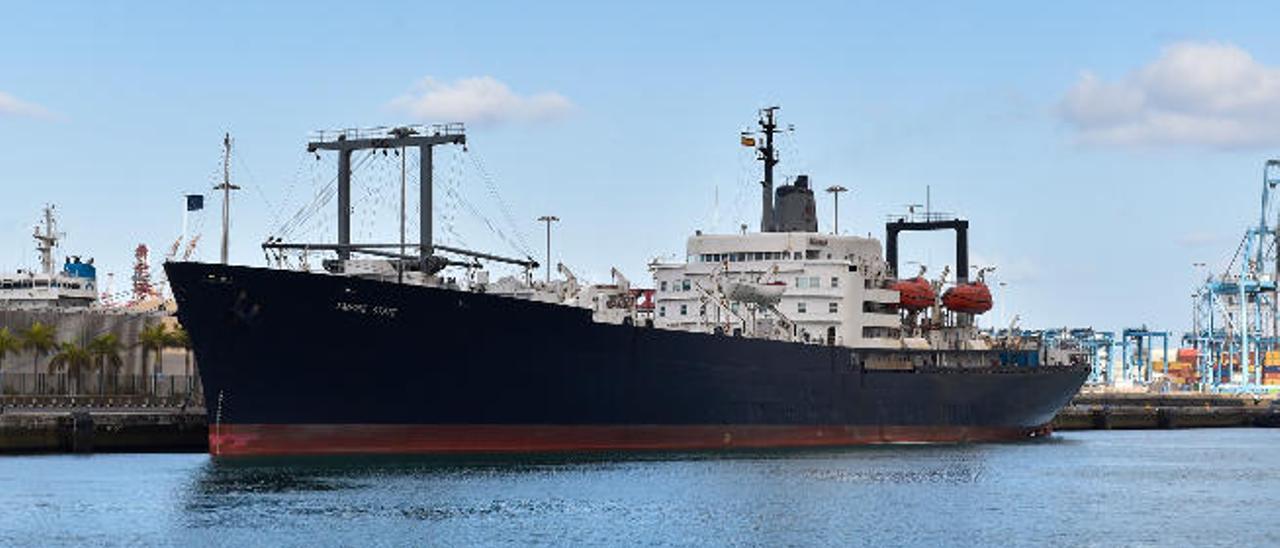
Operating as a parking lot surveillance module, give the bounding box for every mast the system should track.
[214,133,241,264]
[757,107,780,233]
[34,205,58,275]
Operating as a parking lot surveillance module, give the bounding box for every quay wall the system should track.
[1053,392,1280,430]
[2,393,1277,454]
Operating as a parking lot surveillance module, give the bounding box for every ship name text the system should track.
[335,301,399,319]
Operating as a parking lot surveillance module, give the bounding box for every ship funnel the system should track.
[773,175,818,232]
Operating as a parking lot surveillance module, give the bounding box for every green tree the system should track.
[167,325,192,375]
[0,327,20,394]
[20,322,57,378]
[88,333,125,394]
[166,326,193,399]
[48,342,92,395]
[137,323,169,394]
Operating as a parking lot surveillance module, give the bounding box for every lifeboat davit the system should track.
[891,277,935,311]
[942,282,993,314]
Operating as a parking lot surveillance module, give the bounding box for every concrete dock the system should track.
[0,397,206,453]
[1053,391,1280,430]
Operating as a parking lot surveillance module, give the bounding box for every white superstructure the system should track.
[0,206,98,310]
[650,231,902,348]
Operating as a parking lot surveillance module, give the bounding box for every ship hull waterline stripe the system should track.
[209,424,1054,456]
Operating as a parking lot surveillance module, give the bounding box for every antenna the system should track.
[214,133,241,264]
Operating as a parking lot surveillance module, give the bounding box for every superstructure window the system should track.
[659,306,666,318]
[682,280,691,291]
[831,277,839,288]
[806,250,820,260]
[660,281,668,291]
[797,302,807,314]
[795,277,806,289]
[680,304,688,316]
[863,327,901,339]
[829,302,839,314]
[793,252,802,260]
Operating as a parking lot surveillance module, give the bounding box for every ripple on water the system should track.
[1,429,1279,547]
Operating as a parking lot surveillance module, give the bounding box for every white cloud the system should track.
[388,76,572,126]
[0,91,56,120]
[1060,41,1280,149]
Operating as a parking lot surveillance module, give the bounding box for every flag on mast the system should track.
[186,194,205,211]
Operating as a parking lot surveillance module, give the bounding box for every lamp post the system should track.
[825,185,848,234]
[537,215,559,283]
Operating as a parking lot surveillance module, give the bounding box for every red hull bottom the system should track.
[209,424,1054,457]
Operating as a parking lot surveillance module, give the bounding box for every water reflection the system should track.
[189,444,996,494]
[7,430,1279,547]
[179,444,995,535]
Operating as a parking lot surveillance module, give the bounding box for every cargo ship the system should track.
[167,108,1089,456]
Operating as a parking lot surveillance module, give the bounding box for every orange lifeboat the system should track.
[891,277,935,311]
[942,282,993,314]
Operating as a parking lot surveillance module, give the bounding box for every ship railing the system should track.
[310,123,466,143]
[0,373,203,401]
[884,211,957,223]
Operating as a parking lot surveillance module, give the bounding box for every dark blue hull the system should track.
[166,262,1088,455]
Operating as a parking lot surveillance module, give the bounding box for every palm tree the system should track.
[167,326,193,392]
[20,322,56,392]
[48,342,92,395]
[88,333,125,395]
[0,327,20,394]
[137,323,169,395]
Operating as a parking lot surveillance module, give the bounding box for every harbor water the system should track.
[3,429,1279,547]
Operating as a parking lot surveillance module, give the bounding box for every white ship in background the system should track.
[0,206,98,310]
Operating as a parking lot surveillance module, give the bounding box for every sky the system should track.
[3,1,1280,335]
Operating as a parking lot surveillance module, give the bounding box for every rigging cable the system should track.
[465,149,535,257]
